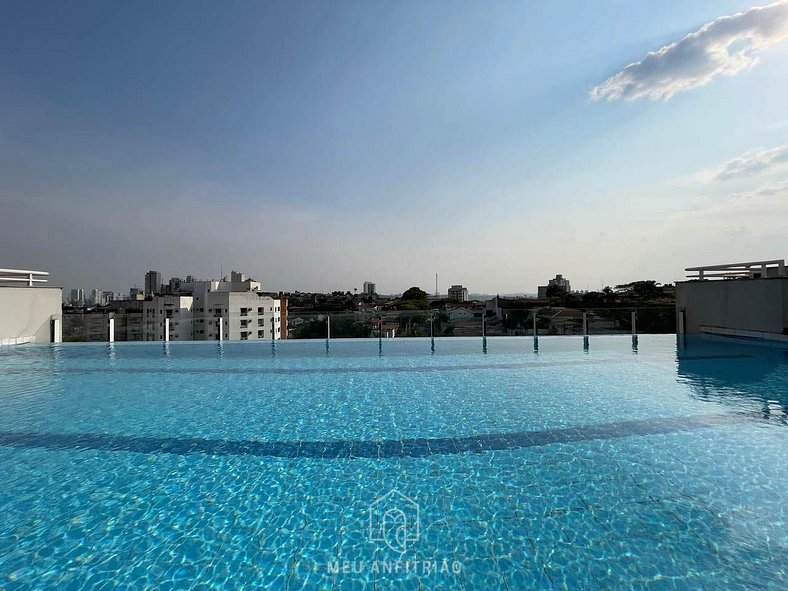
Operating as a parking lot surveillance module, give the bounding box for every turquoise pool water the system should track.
[0,335,786,590]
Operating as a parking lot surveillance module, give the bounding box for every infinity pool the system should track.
[0,335,786,590]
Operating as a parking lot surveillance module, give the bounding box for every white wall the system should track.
[0,286,62,343]
[676,278,787,335]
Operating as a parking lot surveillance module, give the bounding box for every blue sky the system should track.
[1,1,786,294]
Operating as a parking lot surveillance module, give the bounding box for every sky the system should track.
[1,0,787,295]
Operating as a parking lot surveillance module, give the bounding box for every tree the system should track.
[402,286,428,301]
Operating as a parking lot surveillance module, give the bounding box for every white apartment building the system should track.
[142,295,195,341]
[142,278,282,341]
[200,291,281,340]
[187,279,282,341]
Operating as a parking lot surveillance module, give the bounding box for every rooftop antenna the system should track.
[435,273,438,297]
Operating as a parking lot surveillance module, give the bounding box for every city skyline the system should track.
[2,1,787,294]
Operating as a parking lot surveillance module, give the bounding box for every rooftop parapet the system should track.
[684,259,785,281]
[0,268,49,286]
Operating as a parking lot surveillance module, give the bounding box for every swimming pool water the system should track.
[0,335,786,590]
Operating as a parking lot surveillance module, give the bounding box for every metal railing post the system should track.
[218,317,223,342]
[109,318,115,343]
[482,313,487,353]
[164,318,170,342]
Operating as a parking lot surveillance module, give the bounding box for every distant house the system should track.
[486,296,548,321]
[448,307,476,322]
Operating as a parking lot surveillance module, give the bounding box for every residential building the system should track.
[142,277,283,341]
[63,300,144,342]
[448,284,469,302]
[142,295,195,341]
[538,274,571,298]
[363,281,376,295]
[447,307,476,322]
[145,270,162,296]
[486,296,548,322]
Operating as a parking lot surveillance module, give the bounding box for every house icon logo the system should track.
[369,489,420,553]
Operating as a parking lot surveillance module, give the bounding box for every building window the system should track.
[258,330,264,338]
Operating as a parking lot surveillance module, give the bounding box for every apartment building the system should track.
[447,284,469,302]
[142,278,283,341]
[142,295,195,341]
[198,290,282,340]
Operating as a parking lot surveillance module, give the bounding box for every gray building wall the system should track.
[0,286,62,343]
[676,278,788,335]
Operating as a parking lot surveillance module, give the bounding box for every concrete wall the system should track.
[0,286,62,343]
[676,278,787,335]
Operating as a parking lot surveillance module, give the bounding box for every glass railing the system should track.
[61,306,676,342]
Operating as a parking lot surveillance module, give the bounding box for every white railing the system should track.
[0,268,49,286]
[685,259,785,280]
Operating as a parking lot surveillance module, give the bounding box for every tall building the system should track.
[448,284,469,302]
[363,281,376,295]
[538,274,571,298]
[145,270,162,296]
[70,288,84,304]
[90,289,103,306]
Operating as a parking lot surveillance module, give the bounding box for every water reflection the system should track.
[677,336,788,421]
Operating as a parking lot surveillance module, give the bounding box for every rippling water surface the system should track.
[0,335,786,590]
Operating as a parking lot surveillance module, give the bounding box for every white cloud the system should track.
[715,143,788,180]
[675,179,788,218]
[591,1,788,101]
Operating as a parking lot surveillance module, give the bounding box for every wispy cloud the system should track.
[674,179,788,219]
[591,1,788,101]
[715,143,788,180]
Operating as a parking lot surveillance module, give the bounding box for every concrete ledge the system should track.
[0,336,33,346]
[700,325,788,343]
